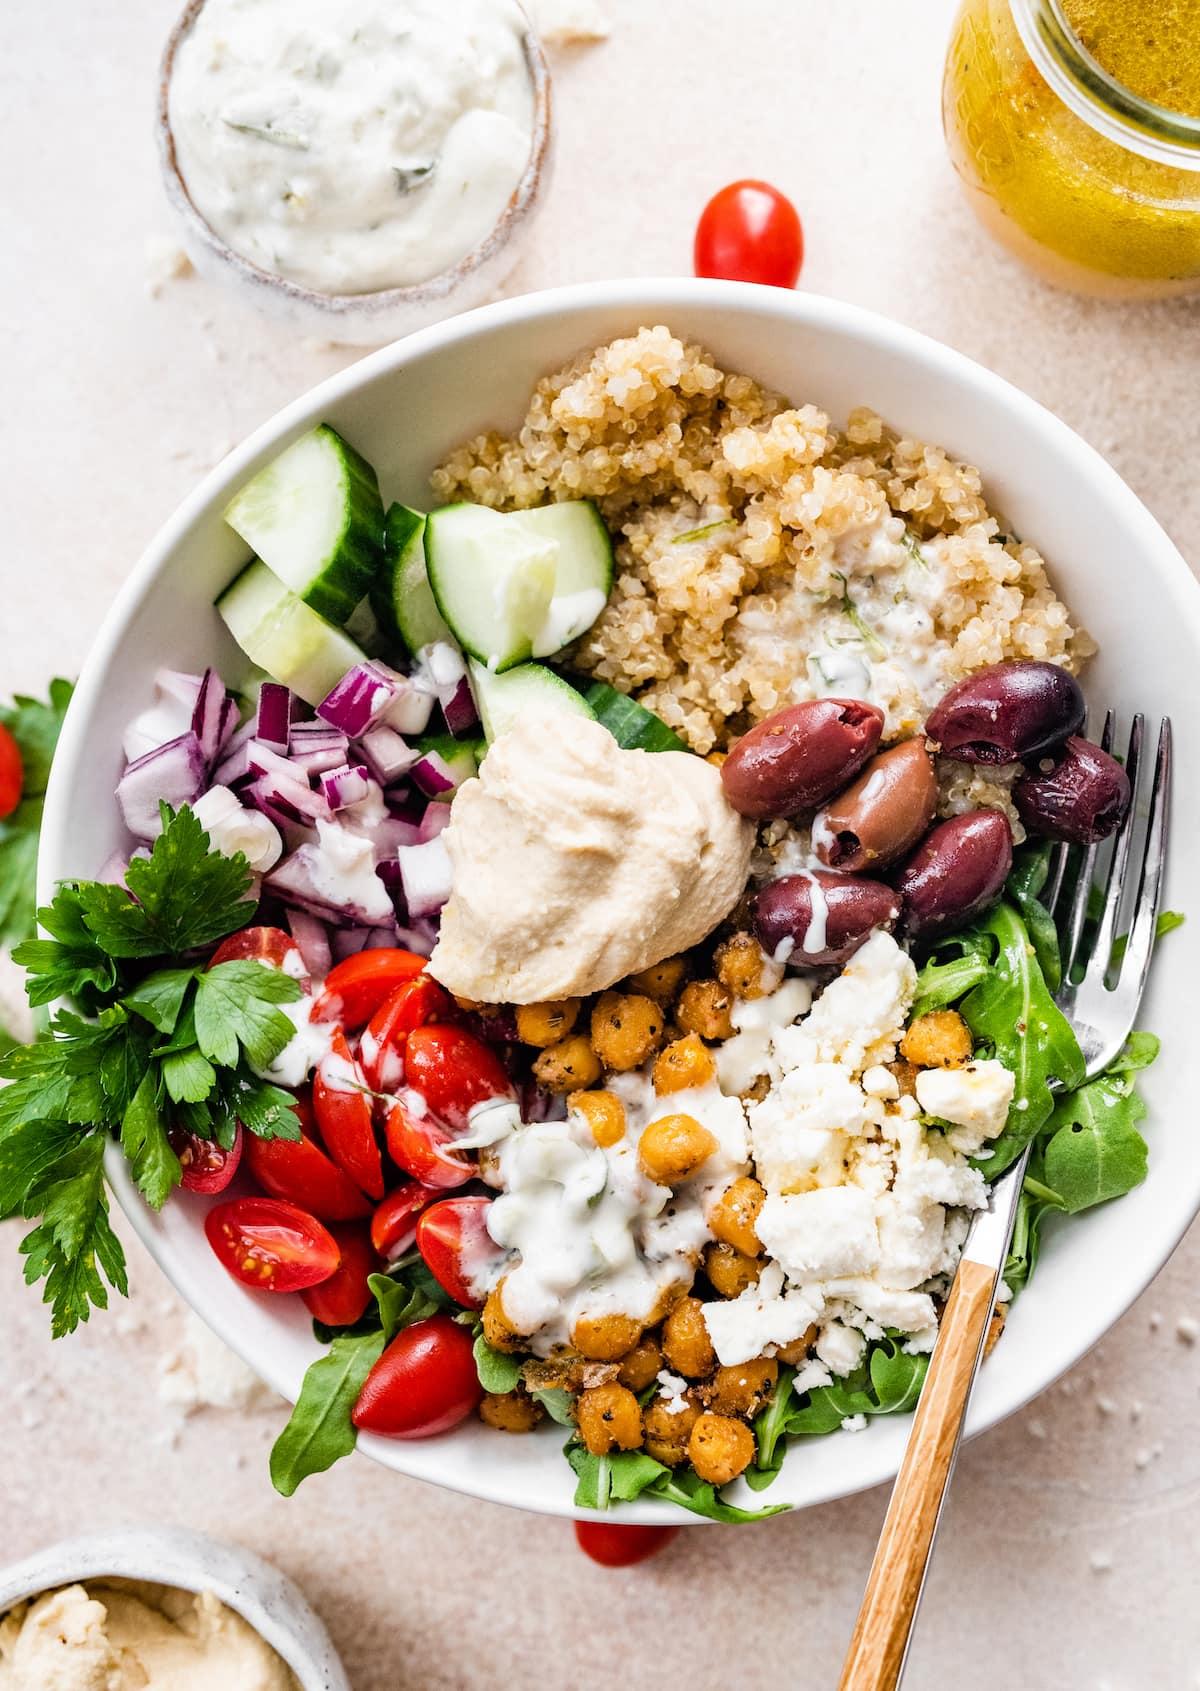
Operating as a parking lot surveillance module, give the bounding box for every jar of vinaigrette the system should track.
[943,0,1200,296]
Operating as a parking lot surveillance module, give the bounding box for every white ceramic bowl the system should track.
[0,1527,350,1690]
[157,0,554,346]
[40,280,1200,1523]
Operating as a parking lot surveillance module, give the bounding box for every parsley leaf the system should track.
[119,1071,181,1209]
[213,1070,302,1143]
[194,961,301,1069]
[18,1132,128,1337]
[14,886,118,1008]
[0,679,73,949]
[122,967,197,1035]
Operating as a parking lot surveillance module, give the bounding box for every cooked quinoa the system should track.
[432,324,1093,757]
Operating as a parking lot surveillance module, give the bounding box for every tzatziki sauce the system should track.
[169,0,536,294]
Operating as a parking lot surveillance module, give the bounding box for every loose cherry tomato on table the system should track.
[694,179,804,288]
[300,1222,380,1327]
[383,1098,474,1190]
[574,1523,680,1567]
[244,1099,372,1221]
[170,1122,243,1194]
[0,724,23,821]
[313,1030,384,1199]
[371,1182,443,1260]
[403,1024,515,1131]
[360,975,456,1093]
[209,925,303,973]
[312,947,428,1030]
[352,1314,481,1438]
[415,1196,501,1309]
[205,1196,339,1293]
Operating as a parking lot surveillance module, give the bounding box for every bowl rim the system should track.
[157,0,554,319]
[40,277,1200,1521]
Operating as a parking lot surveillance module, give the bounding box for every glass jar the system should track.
[943,0,1200,297]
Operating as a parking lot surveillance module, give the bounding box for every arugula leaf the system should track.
[121,967,197,1035]
[269,1330,385,1497]
[566,1443,669,1510]
[529,1386,575,1426]
[119,1071,180,1209]
[0,679,73,948]
[1006,843,1063,993]
[1003,1170,1062,1297]
[473,1333,523,1393]
[368,1258,448,1340]
[910,931,991,1020]
[17,1132,128,1337]
[194,961,301,1069]
[643,1465,788,1523]
[1041,1064,1149,1213]
[14,886,119,1007]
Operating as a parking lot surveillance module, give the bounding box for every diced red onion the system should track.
[216,696,241,756]
[393,922,436,958]
[191,668,230,765]
[287,909,332,981]
[256,683,292,755]
[117,732,208,839]
[411,752,457,798]
[265,846,397,930]
[319,763,372,811]
[381,677,436,737]
[318,661,426,738]
[397,836,453,919]
[289,724,350,777]
[97,849,131,886]
[330,926,374,962]
[417,802,452,844]
[371,817,423,853]
[357,725,421,786]
[385,785,425,824]
[440,676,480,736]
[212,720,257,787]
[419,641,467,689]
[244,772,331,829]
[521,1078,568,1122]
[375,857,408,922]
[156,670,205,712]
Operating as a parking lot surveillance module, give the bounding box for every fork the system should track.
[838,712,1172,1691]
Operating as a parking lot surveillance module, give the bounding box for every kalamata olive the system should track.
[925,661,1085,765]
[894,810,1014,940]
[721,700,884,820]
[753,871,902,967]
[1014,735,1131,845]
[813,739,939,873]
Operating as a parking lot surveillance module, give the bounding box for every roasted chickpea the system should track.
[703,1241,762,1299]
[570,1089,627,1148]
[516,998,582,1048]
[643,1393,702,1465]
[776,1324,818,1365]
[482,1282,523,1353]
[532,1034,602,1093]
[688,1413,755,1485]
[639,1114,718,1185]
[708,1176,766,1257]
[900,1009,973,1069]
[590,992,665,1072]
[478,1389,543,1433]
[704,1358,778,1418]
[661,1296,715,1379]
[618,1335,664,1392]
[652,1033,716,1096]
[624,956,688,1005]
[572,1311,643,1363]
[577,1383,643,1455]
[676,979,735,1041]
[714,931,781,1001]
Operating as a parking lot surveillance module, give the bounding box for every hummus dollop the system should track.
[0,1581,299,1691]
[429,713,755,1003]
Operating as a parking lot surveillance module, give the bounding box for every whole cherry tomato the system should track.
[313,1030,384,1199]
[371,1182,443,1260]
[244,1109,372,1222]
[312,947,428,1030]
[415,1196,501,1309]
[694,179,804,288]
[209,924,303,973]
[360,976,456,1094]
[403,1024,515,1131]
[352,1315,481,1439]
[170,1122,243,1194]
[574,1523,680,1567]
[300,1222,380,1327]
[205,1196,339,1293]
[382,1099,474,1190]
[0,724,23,822]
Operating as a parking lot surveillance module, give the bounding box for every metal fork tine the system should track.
[1060,709,1115,979]
[1115,719,1172,1007]
[1089,713,1144,976]
[1044,840,1069,915]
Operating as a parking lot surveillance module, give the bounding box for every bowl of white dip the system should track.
[158,0,552,344]
[0,1527,350,1691]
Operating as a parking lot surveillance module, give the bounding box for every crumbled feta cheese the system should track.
[841,1414,868,1433]
[655,1370,690,1414]
[757,1187,881,1282]
[775,930,916,1073]
[815,1320,866,1376]
[716,976,813,1094]
[749,1062,861,1193]
[701,1261,822,1367]
[874,1192,949,1290]
[825,1280,939,1335]
[914,1059,1015,1154]
[862,1064,899,1099]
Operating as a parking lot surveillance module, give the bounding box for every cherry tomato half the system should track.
[574,1523,680,1568]
[383,1098,474,1191]
[371,1182,443,1260]
[0,724,23,822]
[404,1024,515,1131]
[352,1314,481,1439]
[360,975,456,1094]
[244,1111,372,1222]
[300,1222,380,1327]
[170,1122,243,1194]
[209,925,304,975]
[313,1030,384,1199]
[694,179,804,289]
[415,1196,500,1309]
[312,947,428,1030]
[205,1196,339,1293]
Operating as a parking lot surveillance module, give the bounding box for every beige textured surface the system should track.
[3,3,1199,1688]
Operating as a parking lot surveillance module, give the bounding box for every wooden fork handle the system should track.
[838,1257,998,1691]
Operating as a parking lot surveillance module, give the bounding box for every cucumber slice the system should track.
[469,660,595,744]
[413,731,485,799]
[372,503,452,655]
[425,504,557,672]
[582,682,687,752]
[224,425,385,627]
[216,560,367,707]
[512,502,614,658]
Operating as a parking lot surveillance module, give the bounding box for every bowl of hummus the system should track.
[0,1528,349,1691]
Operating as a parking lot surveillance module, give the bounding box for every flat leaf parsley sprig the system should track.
[1,804,303,1336]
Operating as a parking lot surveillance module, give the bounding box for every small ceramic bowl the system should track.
[0,1526,350,1691]
[157,0,553,346]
